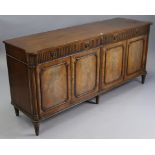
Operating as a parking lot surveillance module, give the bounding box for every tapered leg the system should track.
[141,74,146,84]
[96,95,99,104]
[33,121,40,136]
[14,107,19,116]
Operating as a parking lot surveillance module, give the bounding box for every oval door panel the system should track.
[126,37,145,76]
[72,48,100,99]
[39,58,70,112]
[101,41,126,89]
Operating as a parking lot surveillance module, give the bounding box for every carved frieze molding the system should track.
[27,25,150,65]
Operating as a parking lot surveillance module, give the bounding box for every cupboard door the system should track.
[38,57,71,113]
[125,35,147,80]
[101,41,126,90]
[71,48,100,101]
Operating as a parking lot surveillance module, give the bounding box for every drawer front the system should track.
[101,41,126,90]
[71,48,100,101]
[125,35,147,80]
[37,57,71,115]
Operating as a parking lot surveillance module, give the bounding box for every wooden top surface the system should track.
[4,18,151,54]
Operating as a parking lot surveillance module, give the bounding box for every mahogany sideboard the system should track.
[3,18,152,136]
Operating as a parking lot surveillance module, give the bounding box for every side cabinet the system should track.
[71,48,100,102]
[101,41,126,90]
[36,57,71,117]
[125,35,148,80]
[3,18,151,136]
